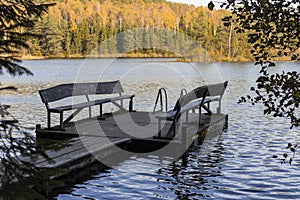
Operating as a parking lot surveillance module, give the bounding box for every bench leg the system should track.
[158,119,161,138]
[217,100,221,114]
[186,111,189,124]
[202,105,212,115]
[173,119,176,138]
[89,106,92,118]
[98,104,105,120]
[60,112,64,130]
[129,97,133,112]
[199,107,202,125]
[47,111,51,129]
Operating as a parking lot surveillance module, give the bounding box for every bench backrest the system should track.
[207,81,228,97]
[39,80,124,103]
[173,85,208,111]
[173,81,228,112]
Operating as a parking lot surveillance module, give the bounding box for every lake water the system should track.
[1,59,300,199]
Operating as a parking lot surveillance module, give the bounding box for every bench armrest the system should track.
[155,110,177,120]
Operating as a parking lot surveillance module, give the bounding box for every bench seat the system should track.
[155,96,220,120]
[49,94,135,113]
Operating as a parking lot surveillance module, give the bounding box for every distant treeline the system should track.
[26,0,253,61]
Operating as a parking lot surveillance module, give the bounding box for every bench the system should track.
[39,80,135,130]
[155,81,228,138]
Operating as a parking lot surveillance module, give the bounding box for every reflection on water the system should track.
[1,59,300,199]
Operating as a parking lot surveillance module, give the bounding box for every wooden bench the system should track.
[39,80,135,130]
[155,81,228,138]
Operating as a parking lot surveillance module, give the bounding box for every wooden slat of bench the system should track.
[39,81,124,103]
[155,97,220,120]
[155,110,177,119]
[49,98,111,112]
[180,96,220,113]
[95,94,134,105]
[110,94,135,101]
[49,95,135,113]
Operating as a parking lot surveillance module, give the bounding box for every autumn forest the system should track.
[27,0,254,61]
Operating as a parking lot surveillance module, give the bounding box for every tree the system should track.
[120,30,135,53]
[22,0,252,60]
[210,0,300,127]
[0,0,53,75]
[38,15,64,57]
[0,0,54,194]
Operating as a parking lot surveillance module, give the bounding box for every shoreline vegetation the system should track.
[27,0,254,62]
[20,54,296,63]
[20,54,250,62]
[24,0,297,63]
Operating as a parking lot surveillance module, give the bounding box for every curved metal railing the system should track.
[153,87,168,113]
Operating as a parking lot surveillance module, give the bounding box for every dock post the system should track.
[47,111,51,129]
[36,124,41,130]
[181,125,188,166]
[223,114,228,130]
[182,125,188,150]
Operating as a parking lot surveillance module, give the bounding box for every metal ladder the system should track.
[153,88,168,113]
[153,88,188,113]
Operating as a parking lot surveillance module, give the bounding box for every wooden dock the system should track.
[31,111,227,176]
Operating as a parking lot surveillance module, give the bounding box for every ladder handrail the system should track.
[153,88,168,113]
[180,88,188,97]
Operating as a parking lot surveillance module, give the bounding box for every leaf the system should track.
[269,62,276,67]
[208,1,215,10]
[291,55,298,60]
[290,147,295,153]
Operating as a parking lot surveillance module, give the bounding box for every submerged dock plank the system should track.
[36,137,130,168]
[20,136,130,171]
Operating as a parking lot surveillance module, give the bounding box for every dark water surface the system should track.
[1,59,300,199]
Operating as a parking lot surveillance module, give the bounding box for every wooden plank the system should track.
[21,137,126,167]
[34,136,111,164]
[37,138,130,168]
[20,136,106,165]
[41,137,122,167]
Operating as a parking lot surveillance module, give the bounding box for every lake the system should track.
[1,58,300,199]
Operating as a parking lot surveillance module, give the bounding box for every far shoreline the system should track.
[20,55,297,63]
